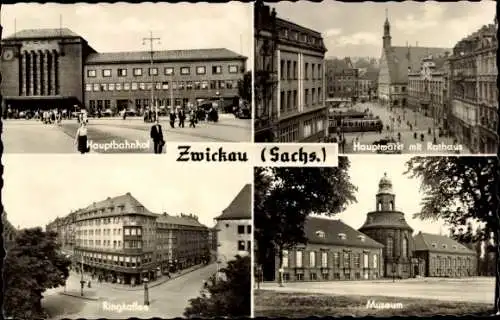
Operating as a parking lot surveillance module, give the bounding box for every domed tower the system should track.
[359,173,415,279]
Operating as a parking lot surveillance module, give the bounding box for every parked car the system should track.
[126,109,137,116]
[102,108,113,117]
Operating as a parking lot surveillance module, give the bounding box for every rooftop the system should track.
[85,48,247,64]
[78,192,156,217]
[3,28,81,40]
[156,213,207,228]
[413,232,476,255]
[216,184,251,220]
[305,217,384,248]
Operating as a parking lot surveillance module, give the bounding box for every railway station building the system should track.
[1,28,247,116]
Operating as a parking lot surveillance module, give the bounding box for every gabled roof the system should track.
[156,213,207,228]
[215,184,251,220]
[413,232,476,255]
[85,48,247,64]
[80,192,156,217]
[386,46,450,83]
[3,28,80,40]
[305,217,384,249]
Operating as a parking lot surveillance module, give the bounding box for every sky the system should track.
[321,155,453,236]
[1,2,253,68]
[2,155,251,229]
[270,1,497,58]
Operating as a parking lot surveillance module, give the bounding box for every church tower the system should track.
[383,9,392,50]
[359,173,417,279]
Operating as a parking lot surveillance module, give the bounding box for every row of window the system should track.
[85,79,238,92]
[279,28,322,47]
[430,256,473,268]
[385,237,410,259]
[77,238,155,248]
[280,60,323,81]
[282,250,379,269]
[279,88,324,113]
[237,225,252,234]
[237,240,252,252]
[283,270,379,281]
[303,118,324,139]
[77,207,145,221]
[87,65,240,78]
[279,121,299,142]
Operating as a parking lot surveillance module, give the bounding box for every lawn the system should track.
[254,289,495,317]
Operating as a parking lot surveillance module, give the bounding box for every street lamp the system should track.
[80,253,85,296]
[143,277,149,306]
[143,32,161,121]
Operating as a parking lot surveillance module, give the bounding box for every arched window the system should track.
[377,202,382,211]
[390,201,394,211]
[386,237,393,258]
[402,237,408,258]
[373,254,378,268]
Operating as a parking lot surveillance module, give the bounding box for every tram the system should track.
[330,117,383,133]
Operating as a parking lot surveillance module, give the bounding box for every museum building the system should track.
[269,174,477,282]
[1,28,247,114]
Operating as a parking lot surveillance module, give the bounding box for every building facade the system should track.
[254,1,279,142]
[46,193,210,286]
[214,184,252,264]
[378,15,449,109]
[326,58,358,101]
[408,55,449,133]
[277,217,384,282]
[254,1,327,142]
[84,49,246,114]
[1,28,247,115]
[414,232,477,277]
[448,22,498,154]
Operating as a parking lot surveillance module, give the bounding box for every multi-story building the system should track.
[46,193,210,286]
[0,28,247,116]
[414,232,477,277]
[254,1,279,142]
[214,184,252,264]
[84,49,246,114]
[326,58,358,101]
[262,173,477,282]
[277,217,384,282]
[448,22,498,153]
[46,211,77,256]
[155,213,209,273]
[408,54,450,134]
[357,69,379,101]
[254,1,328,142]
[378,15,449,109]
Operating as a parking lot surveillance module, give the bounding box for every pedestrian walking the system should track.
[178,109,186,128]
[74,121,90,154]
[150,119,165,154]
[189,109,196,128]
[169,109,176,128]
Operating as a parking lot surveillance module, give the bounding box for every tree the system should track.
[3,227,72,319]
[184,255,250,318]
[404,156,499,313]
[254,157,357,283]
[238,71,252,102]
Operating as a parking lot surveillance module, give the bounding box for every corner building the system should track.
[1,28,247,114]
[47,193,209,286]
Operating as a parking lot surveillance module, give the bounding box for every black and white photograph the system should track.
[2,155,251,319]
[0,2,252,153]
[254,0,498,155]
[254,156,498,317]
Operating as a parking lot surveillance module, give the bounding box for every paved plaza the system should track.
[258,277,495,304]
[339,102,470,154]
[3,115,251,153]
[42,263,217,319]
